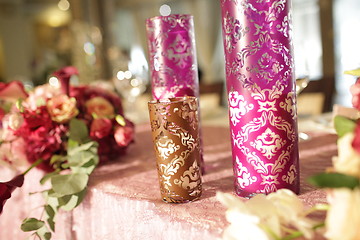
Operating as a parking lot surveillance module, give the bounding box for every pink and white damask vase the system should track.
[146,14,205,173]
[220,0,300,197]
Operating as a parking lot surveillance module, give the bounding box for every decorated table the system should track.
[0,120,337,239]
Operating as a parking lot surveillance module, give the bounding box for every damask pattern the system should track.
[220,0,299,197]
[148,97,202,203]
[146,14,200,100]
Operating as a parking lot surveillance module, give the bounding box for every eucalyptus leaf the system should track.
[51,173,89,196]
[68,141,97,156]
[43,190,59,208]
[68,138,79,149]
[36,225,52,240]
[333,115,356,138]
[308,172,360,189]
[40,170,60,185]
[21,218,45,231]
[44,205,55,219]
[44,205,56,232]
[47,218,55,233]
[71,159,97,174]
[59,188,87,211]
[68,150,95,167]
[69,118,89,143]
[50,155,65,165]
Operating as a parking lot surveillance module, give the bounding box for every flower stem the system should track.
[22,159,43,176]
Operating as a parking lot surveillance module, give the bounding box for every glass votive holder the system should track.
[148,96,202,203]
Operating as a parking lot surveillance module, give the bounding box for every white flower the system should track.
[217,190,317,240]
[268,189,316,239]
[325,187,360,240]
[333,133,360,178]
[216,192,273,240]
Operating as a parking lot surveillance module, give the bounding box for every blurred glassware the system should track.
[294,45,311,141]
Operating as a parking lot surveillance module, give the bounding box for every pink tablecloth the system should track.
[0,124,337,239]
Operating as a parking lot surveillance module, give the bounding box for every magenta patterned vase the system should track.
[145,14,200,100]
[146,14,205,173]
[220,0,300,197]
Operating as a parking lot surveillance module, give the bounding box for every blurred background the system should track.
[0,0,359,118]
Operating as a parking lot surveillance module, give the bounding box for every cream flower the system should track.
[85,96,115,118]
[325,187,360,240]
[217,190,317,240]
[333,133,360,178]
[217,192,277,240]
[46,95,79,123]
[267,189,316,239]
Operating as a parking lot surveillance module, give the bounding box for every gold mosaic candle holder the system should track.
[148,96,202,203]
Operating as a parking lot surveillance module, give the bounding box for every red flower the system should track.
[0,174,24,214]
[0,81,28,102]
[352,120,360,154]
[15,106,53,136]
[53,66,78,96]
[0,107,5,122]
[90,118,112,139]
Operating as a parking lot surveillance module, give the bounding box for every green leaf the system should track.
[71,158,98,174]
[43,190,59,208]
[44,205,55,219]
[69,118,89,143]
[44,205,56,232]
[115,115,126,126]
[68,138,79,149]
[308,172,360,189]
[50,155,66,165]
[36,225,52,240]
[68,141,97,155]
[68,150,94,166]
[21,218,45,231]
[344,68,360,76]
[58,188,87,211]
[333,115,356,138]
[40,170,60,185]
[51,173,89,196]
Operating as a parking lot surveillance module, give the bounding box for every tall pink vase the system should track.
[220,0,300,197]
[146,14,205,173]
[145,14,200,100]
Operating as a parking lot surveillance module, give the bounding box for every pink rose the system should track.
[352,121,360,155]
[114,125,134,147]
[0,81,28,102]
[350,77,360,111]
[46,95,79,123]
[53,66,78,96]
[85,96,115,118]
[90,118,112,139]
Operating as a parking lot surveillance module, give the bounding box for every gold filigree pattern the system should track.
[155,135,180,160]
[148,97,202,203]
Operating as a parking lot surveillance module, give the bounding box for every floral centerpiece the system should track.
[217,69,360,240]
[0,66,134,239]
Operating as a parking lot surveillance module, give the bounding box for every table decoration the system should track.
[216,70,360,240]
[148,96,202,203]
[145,14,200,100]
[219,0,299,197]
[0,66,134,239]
[146,14,204,173]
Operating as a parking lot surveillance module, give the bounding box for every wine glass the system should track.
[113,62,148,121]
[294,48,311,141]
